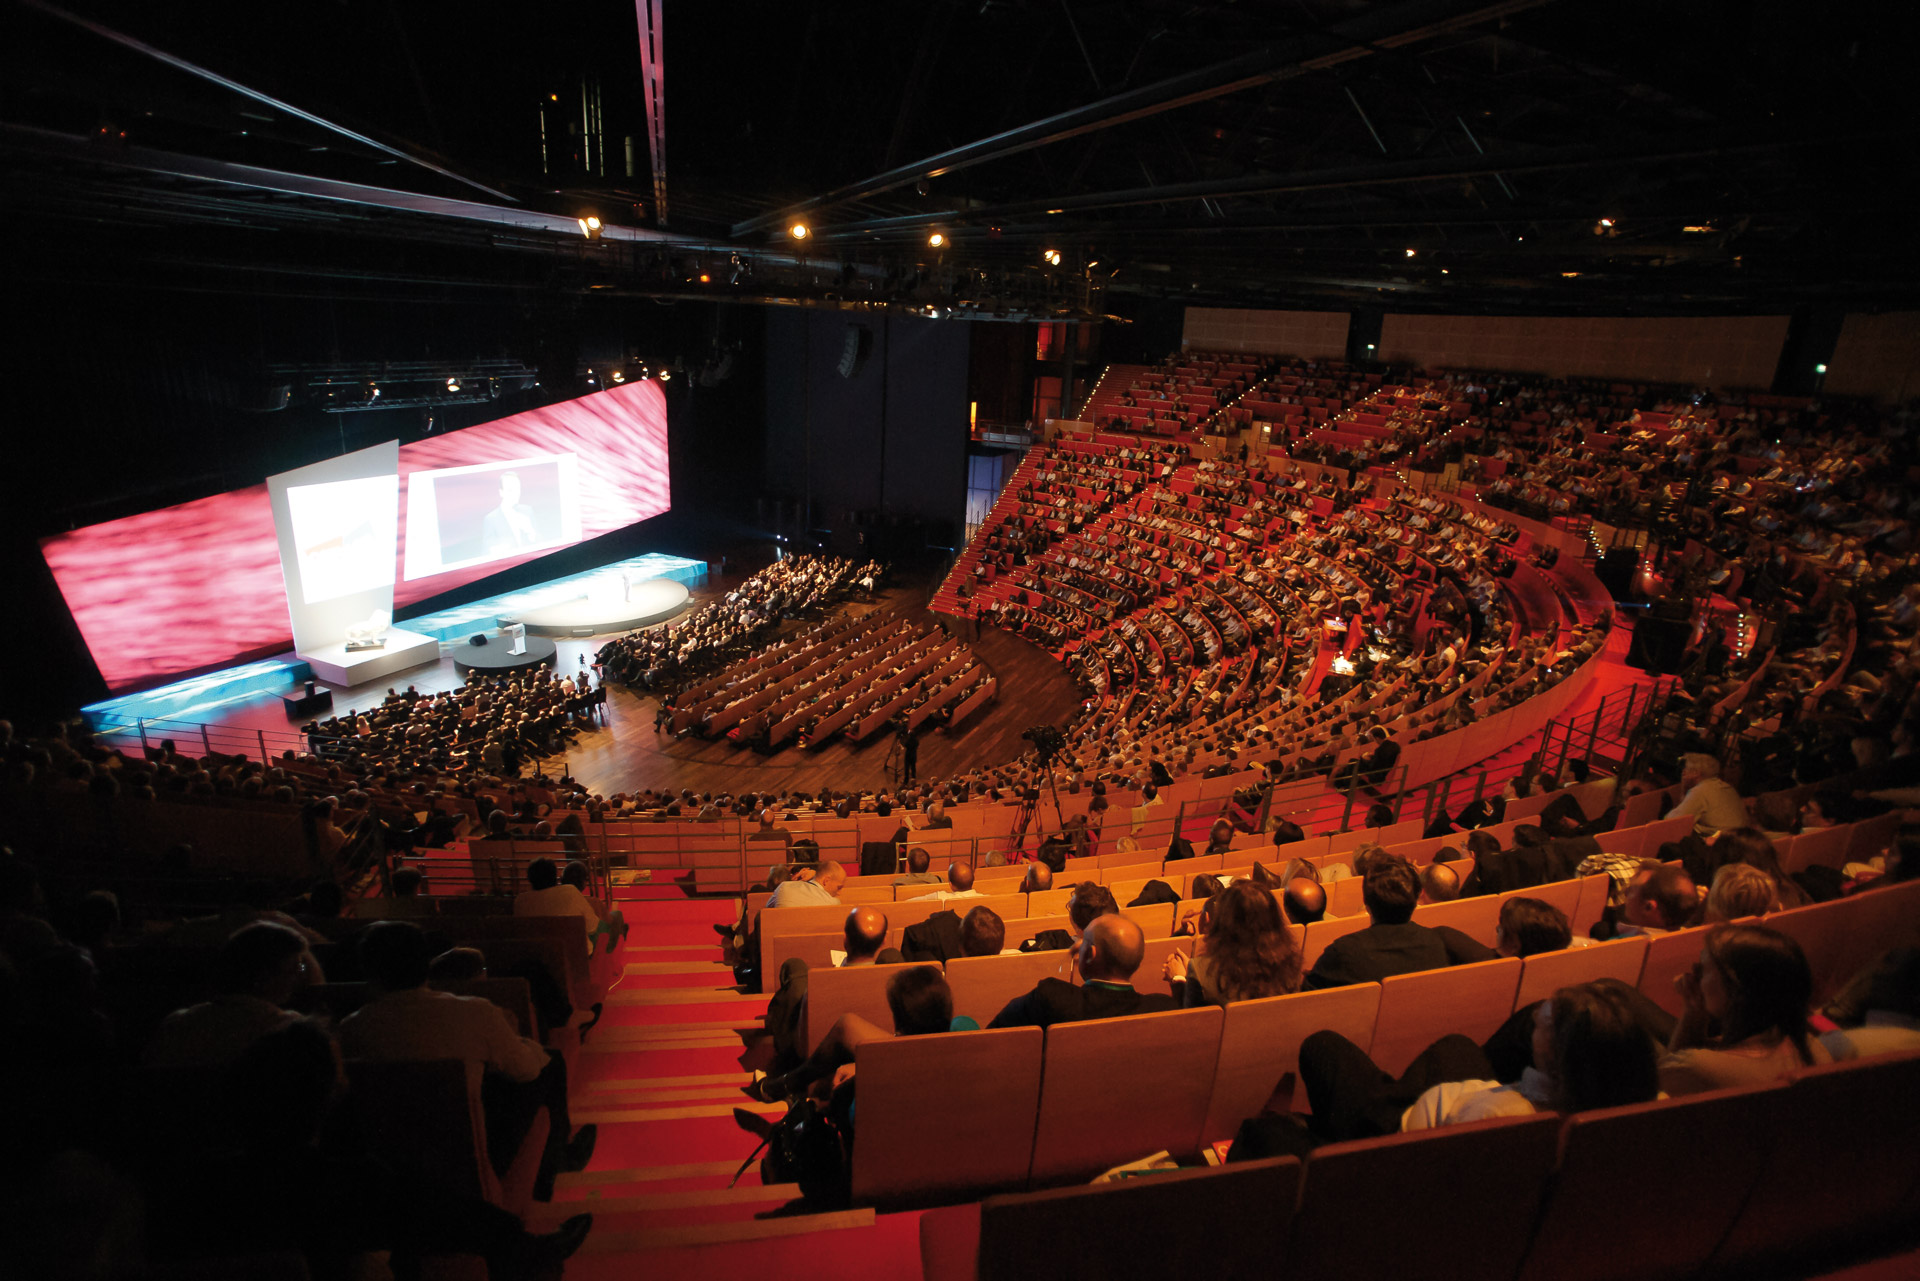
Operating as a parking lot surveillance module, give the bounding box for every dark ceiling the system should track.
[4,0,1919,319]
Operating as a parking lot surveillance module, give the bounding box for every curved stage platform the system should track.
[453,634,559,676]
[505,576,690,637]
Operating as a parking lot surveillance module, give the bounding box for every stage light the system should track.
[578,214,603,240]
[790,222,809,240]
[699,273,711,283]
[446,376,461,392]
[659,369,672,381]
[1561,271,1582,278]
[1404,248,1416,257]
[367,382,380,399]
[928,232,945,248]
[611,370,626,384]
[1815,363,1828,374]
[1043,248,1061,265]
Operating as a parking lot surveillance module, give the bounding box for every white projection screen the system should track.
[402,451,582,581]
[265,440,403,653]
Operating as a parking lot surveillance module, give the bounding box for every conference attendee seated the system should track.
[1464,824,1592,894]
[747,809,793,848]
[1020,880,1118,953]
[1333,726,1402,790]
[148,1020,593,1278]
[1420,861,1463,904]
[513,856,600,955]
[1284,877,1327,925]
[389,865,426,897]
[749,966,958,1104]
[902,903,1006,965]
[1661,924,1830,1095]
[1666,751,1750,836]
[1164,881,1303,1007]
[988,915,1176,1029]
[1493,896,1573,958]
[560,858,627,952]
[1612,864,1699,937]
[1820,948,1920,1061]
[766,860,846,908]
[143,921,323,1068]
[1302,858,1496,989]
[931,860,984,900]
[1291,980,1660,1145]
[892,846,942,886]
[839,906,906,967]
[338,921,595,1200]
[1019,862,1054,893]
[1702,862,1782,922]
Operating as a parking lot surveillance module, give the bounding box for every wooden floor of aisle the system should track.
[553,895,924,1278]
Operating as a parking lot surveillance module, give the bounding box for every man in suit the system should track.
[988,914,1176,1029]
[481,470,540,557]
[902,903,1006,964]
[1302,859,1496,990]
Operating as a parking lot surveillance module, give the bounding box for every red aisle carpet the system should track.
[559,894,924,1279]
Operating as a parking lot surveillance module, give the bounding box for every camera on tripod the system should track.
[1021,723,1066,767]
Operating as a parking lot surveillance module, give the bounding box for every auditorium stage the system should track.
[506,575,690,637]
[452,633,559,676]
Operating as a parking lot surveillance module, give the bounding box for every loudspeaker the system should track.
[836,324,872,379]
[469,634,489,647]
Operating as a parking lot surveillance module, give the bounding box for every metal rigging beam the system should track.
[634,0,669,225]
[730,0,1559,237]
[802,130,1854,235]
[20,0,519,203]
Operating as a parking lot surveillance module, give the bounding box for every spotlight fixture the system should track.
[928,232,945,248]
[1598,217,1615,228]
[1043,248,1061,265]
[577,214,603,240]
[658,368,673,381]
[611,370,626,384]
[699,273,711,283]
[1404,248,1416,258]
[367,382,380,399]
[790,222,810,240]
[445,376,461,392]
[1815,363,1828,375]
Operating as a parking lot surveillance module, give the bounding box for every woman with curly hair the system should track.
[1163,880,1302,1006]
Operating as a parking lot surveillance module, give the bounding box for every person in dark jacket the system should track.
[989,915,1176,1028]
[1303,859,1496,989]
[901,904,1005,964]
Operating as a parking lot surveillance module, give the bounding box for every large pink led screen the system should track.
[41,380,670,691]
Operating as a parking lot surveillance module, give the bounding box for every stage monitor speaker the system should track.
[837,324,872,379]
[469,634,488,647]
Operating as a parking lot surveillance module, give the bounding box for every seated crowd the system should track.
[8,350,1920,1275]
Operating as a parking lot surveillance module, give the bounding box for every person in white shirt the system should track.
[1666,753,1750,835]
[931,861,987,901]
[144,921,321,1068]
[514,857,601,955]
[339,921,594,1199]
[765,861,846,909]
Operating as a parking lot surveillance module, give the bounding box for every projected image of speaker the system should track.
[837,324,872,379]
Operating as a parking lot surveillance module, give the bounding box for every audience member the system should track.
[143,922,320,1068]
[989,915,1175,1028]
[1660,924,1830,1095]
[1165,881,1302,1006]
[1303,858,1495,989]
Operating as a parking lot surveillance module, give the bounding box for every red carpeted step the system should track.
[624,899,741,923]
[575,1043,748,1084]
[584,1114,774,1168]
[613,969,739,991]
[560,1208,924,1281]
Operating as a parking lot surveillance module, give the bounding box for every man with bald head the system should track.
[1284,877,1327,925]
[932,861,984,901]
[766,859,846,909]
[1021,863,1054,893]
[840,906,905,966]
[988,914,1177,1029]
[1421,861,1462,904]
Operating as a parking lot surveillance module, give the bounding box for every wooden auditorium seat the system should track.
[802,961,940,1052]
[1368,957,1521,1076]
[850,1027,1044,1209]
[1027,1006,1224,1186]
[919,1157,1301,1281]
[1286,1114,1561,1281]
[946,950,1074,1028]
[1204,983,1383,1139]
[343,1058,548,1214]
[1513,935,1649,1006]
[1516,1083,1784,1281]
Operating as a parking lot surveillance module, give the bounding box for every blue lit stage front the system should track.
[83,552,706,730]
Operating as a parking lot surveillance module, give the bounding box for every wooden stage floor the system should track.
[197,571,1086,799]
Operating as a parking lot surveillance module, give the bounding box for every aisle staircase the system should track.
[556,894,924,1279]
[930,448,1043,617]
